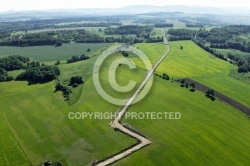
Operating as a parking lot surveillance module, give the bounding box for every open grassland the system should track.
[131,43,166,68]
[215,48,250,57]
[117,77,250,165]
[0,112,29,166]
[0,52,148,165]
[151,28,163,38]
[156,41,250,108]
[0,43,112,62]
[230,69,250,84]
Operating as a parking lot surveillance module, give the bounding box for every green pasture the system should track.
[117,77,250,165]
[156,41,250,108]
[0,43,112,62]
[0,52,147,165]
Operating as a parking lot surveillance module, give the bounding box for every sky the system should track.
[0,0,249,11]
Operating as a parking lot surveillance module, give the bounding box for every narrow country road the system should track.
[95,30,170,166]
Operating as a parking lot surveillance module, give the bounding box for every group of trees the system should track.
[180,79,196,91]
[154,23,173,28]
[205,89,215,100]
[27,61,43,68]
[120,51,129,57]
[0,55,29,71]
[147,36,164,43]
[168,29,196,41]
[186,23,204,28]
[227,53,250,73]
[0,68,13,82]
[162,73,170,80]
[1,32,59,46]
[0,24,164,46]
[55,82,72,100]
[0,55,30,82]
[104,25,153,36]
[67,54,89,63]
[69,76,84,87]
[16,65,60,83]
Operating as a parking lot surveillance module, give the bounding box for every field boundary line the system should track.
[1,112,32,165]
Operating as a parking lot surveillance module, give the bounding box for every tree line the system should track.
[192,38,227,61]
[1,27,163,47]
[67,55,89,63]
[168,29,196,41]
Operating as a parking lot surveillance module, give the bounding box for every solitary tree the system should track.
[190,82,195,90]
[55,60,60,65]
[55,41,62,47]
[210,89,215,96]
[181,79,185,86]
[205,89,211,96]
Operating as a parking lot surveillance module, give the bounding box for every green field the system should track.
[114,41,250,165]
[0,112,29,166]
[215,48,250,57]
[156,41,250,108]
[0,43,112,62]
[1,40,250,166]
[131,43,166,68]
[0,52,148,165]
[117,76,250,165]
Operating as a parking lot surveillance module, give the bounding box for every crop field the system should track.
[156,41,250,108]
[0,43,112,62]
[0,52,148,165]
[130,43,166,68]
[117,76,250,165]
[0,112,29,166]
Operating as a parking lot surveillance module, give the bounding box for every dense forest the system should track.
[168,29,196,41]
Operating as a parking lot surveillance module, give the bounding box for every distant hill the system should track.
[1,5,250,16]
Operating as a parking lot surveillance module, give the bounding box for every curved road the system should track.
[96,31,170,166]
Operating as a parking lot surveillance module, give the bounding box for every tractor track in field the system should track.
[176,78,250,117]
[93,30,170,166]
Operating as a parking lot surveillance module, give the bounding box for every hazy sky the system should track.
[0,0,249,11]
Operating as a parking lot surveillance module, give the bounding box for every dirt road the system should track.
[95,31,170,166]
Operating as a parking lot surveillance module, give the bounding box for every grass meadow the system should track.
[117,76,250,165]
[156,41,250,108]
[0,43,112,62]
[0,52,147,165]
[0,40,250,166]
